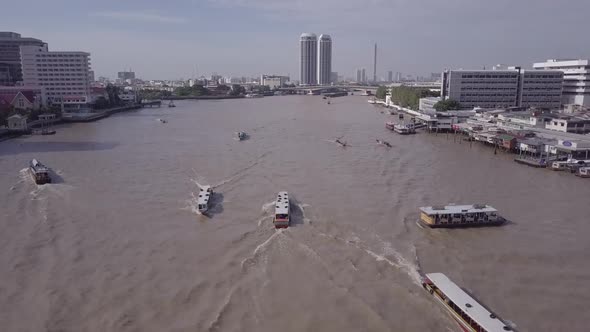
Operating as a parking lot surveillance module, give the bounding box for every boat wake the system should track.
[317,231,423,286]
[240,229,284,270]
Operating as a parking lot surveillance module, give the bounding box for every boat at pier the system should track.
[393,124,416,135]
[273,191,290,228]
[578,167,590,178]
[422,273,515,332]
[29,159,51,185]
[385,122,395,130]
[245,93,263,98]
[197,185,213,214]
[419,204,506,228]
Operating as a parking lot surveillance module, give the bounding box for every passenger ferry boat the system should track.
[273,191,290,228]
[419,204,506,228]
[577,166,590,178]
[29,159,51,185]
[393,124,415,135]
[422,273,515,332]
[385,121,395,131]
[197,185,213,214]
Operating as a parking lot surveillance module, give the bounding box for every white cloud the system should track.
[91,11,187,24]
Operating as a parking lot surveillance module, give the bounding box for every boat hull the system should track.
[29,168,51,185]
[274,220,289,228]
[419,217,506,228]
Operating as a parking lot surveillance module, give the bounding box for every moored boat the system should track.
[385,122,395,130]
[273,191,290,228]
[245,93,263,98]
[393,124,415,135]
[577,166,590,178]
[197,185,213,214]
[29,159,51,185]
[419,204,506,228]
[422,273,515,332]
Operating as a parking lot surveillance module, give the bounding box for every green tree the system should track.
[375,86,388,99]
[229,85,246,96]
[389,86,440,110]
[434,99,461,112]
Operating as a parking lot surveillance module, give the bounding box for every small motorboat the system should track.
[168,101,176,107]
[335,138,347,147]
[376,139,392,148]
[235,131,247,141]
[157,118,167,124]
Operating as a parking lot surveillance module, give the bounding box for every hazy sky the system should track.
[5,0,589,80]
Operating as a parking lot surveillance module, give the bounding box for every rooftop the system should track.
[420,204,497,215]
[426,273,513,332]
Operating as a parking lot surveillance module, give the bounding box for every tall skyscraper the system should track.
[362,68,366,83]
[317,34,332,85]
[299,33,317,85]
[0,32,45,86]
[356,69,362,82]
[388,71,393,82]
[373,43,377,83]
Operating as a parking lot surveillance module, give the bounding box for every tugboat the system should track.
[29,159,51,185]
[197,185,213,214]
[168,100,176,108]
[273,191,290,228]
[419,204,506,228]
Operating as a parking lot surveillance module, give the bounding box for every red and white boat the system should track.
[385,121,395,130]
[422,273,515,332]
[273,191,290,228]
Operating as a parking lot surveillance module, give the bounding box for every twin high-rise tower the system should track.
[299,33,332,85]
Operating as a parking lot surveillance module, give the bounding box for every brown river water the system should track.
[1,96,589,331]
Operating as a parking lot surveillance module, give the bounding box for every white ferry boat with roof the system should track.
[197,185,213,214]
[273,191,290,228]
[422,273,515,332]
[419,204,506,228]
[29,159,51,185]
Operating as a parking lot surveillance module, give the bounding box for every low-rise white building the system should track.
[545,116,590,134]
[7,114,27,131]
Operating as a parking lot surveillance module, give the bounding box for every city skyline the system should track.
[3,0,590,80]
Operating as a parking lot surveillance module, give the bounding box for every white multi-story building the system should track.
[419,97,441,113]
[261,75,289,89]
[441,69,563,109]
[299,33,317,85]
[533,59,590,107]
[20,44,92,107]
[317,34,332,85]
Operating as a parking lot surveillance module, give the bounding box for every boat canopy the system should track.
[426,273,512,332]
[275,191,289,214]
[420,204,497,216]
[197,186,212,205]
